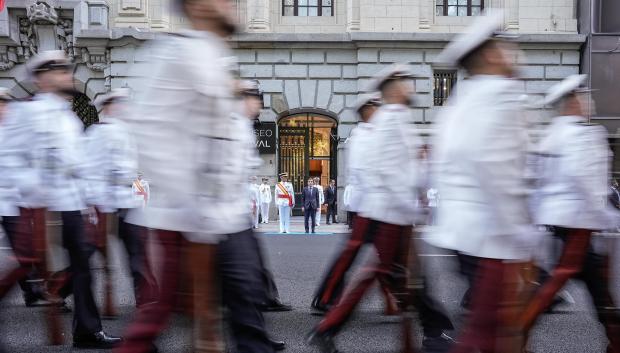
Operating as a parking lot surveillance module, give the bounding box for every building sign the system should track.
[254,122,276,154]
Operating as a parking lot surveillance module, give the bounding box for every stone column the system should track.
[149,0,171,30]
[506,0,519,31]
[116,0,149,27]
[419,0,432,31]
[247,0,271,32]
[346,0,360,31]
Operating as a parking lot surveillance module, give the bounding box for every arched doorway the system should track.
[278,113,338,215]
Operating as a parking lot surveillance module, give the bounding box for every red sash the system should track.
[276,183,293,207]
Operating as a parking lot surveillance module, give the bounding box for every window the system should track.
[433,71,457,106]
[436,0,483,17]
[283,0,333,16]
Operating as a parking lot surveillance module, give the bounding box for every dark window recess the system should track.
[436,0,483,17]
[72,93,99,128]
[433,71,457,106]
[283,0,334,16]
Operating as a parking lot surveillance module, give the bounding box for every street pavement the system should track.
[0,217,618,352]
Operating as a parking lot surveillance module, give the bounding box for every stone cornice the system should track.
[80,29,586,48]
[231,32,587,44]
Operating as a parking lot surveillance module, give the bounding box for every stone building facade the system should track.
[0,0,585,218]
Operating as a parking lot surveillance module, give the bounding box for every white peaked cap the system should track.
[434,10,513,67]
[27,50,71,76]
[367,63,415,92]
[544,74,588,106]
[353,93,381,113]
[94,88,131,110]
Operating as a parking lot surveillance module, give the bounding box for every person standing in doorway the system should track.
[302,179,320,234]
[324,180,338,224]
[314,177,324,227]
[275,173,294,233]
[259,178,272,224]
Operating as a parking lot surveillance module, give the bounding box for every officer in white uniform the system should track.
[520,74,620,351]
[249,176,260,229]
[1,50,121,348]
[259,178,272,224]
[428,11,538,352]
[0,88,54,308]
[131,172,150,208]
[275,173,294,233]
[84,88,157,308]
[314,177,324,227]
[311,94,401,314]
[309,64,454,353]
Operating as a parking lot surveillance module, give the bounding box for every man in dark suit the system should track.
[324,179,338,224]
[302,179,320,233]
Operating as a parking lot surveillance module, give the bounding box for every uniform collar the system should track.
[34,92,71,109]
[553,115,586,124]
[382,103,408,111]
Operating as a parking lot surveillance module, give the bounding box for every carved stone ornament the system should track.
[0,47,17,71]
[81,48,110,72]
[27,1,59,25]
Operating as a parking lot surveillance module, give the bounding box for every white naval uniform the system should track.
[83,117,139,213]
[234,111,263,229]
[1,94,87,212]
[275,181,295,233]
[345,122,374,214]
[124,30,242,243]
[249,183,260,228]
[315,184,324,226]
[0,118,20,217]
[259,183,272,223]
[534,116,615,230]
[427,75,536,261]
[358,104,421,226]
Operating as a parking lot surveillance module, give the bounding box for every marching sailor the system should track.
[1,50,121,349]
[308,64,454,353]
[520,74,620,351]
[310,94,399,315]
[85,88,158,309]
[428,11,538,352]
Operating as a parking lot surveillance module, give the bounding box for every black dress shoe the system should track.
[262,300,293,312]
[73,331,122,349]
[422,333,456,353]
[310,298,331,313]
[269,337,286,351]
[306,329,339,353]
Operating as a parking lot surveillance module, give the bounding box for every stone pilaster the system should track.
[247,0,271,32]
[418,0,431,31]
[346,0,360,32]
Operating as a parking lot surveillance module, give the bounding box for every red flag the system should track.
[0,0,4,12]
